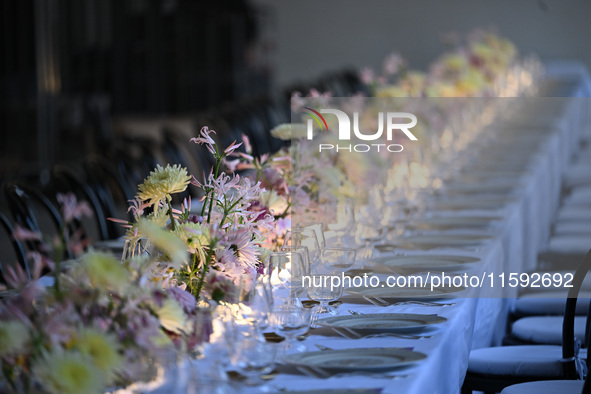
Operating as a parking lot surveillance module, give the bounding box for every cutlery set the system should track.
[362,295,456,307]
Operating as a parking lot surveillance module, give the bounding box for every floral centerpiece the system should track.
[0,195,204,394]
[113,126,276,303]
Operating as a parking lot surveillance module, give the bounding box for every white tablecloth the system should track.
[243,74,590,394]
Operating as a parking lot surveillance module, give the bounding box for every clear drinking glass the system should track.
[230,336,276,391]
[236,278,272,332]
[304,272,344,327]
[321,247,357,273]
[269,304,311,357]
[268,251,306,306]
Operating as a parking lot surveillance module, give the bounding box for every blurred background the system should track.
[1,0,590,183]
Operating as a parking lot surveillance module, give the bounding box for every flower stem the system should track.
[194,241,215,299]
[206,156,223,224]
[167,203,177,231]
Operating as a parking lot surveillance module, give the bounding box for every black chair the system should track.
[462,249,591,393]
[3,182,71,260]
[50,164,110,242]
[499,251,591,393]
[0,211,29,285]
[84,156,134,238]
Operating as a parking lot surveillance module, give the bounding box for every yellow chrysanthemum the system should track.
[155,298,188,334]
[137,164,191,207]
[32,350,105,394]
[82,252,130,292]
[172,222,209,257]
[270,123,307,141]
[138,219,188,267]
[0,320,29,356]
[71,328,122,380]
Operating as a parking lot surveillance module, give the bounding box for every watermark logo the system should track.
[302,107,328,135]
[303,108,418,153]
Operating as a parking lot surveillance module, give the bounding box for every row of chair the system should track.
[462,142,591,393]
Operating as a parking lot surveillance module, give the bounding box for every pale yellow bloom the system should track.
[456,68,487,96]
[375,85,408,98]
[156,298,188,334]
[138,219,188,267]
[137,164,191,208]
[172,222,209,257]
[260,190,288,215]
[442,53,468,72]
[71,328,122,380]
[0,320,29,356]
[271,123,307,141]
[32,350,105,394]
[82,252,130,292]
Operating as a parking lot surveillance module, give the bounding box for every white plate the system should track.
[345,283,465,300]
[394,234,493,250]
[408,216,502,230]
[433,197,513,211]
[372,254,480,272]
[284,347,426,372]
[316,313,446,333]
[441,183,516,195]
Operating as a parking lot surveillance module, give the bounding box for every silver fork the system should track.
[331,326,430,340]
[363,296,455,307]
[331,371,411,379]
[392,300,456,307]
[363,295,390,307]
[295,365,330,379]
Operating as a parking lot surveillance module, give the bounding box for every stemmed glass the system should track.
[289,223,325,265]
[229,335,276,392]
[321,247,357,273]
[327,202,355,246]
[236,278,273,332]
[268,251,306,307]
[269,304,312,358]
[304,247,356,327]
[354,222,381,268]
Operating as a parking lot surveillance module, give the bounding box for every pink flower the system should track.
[359,67,375,85]
[382,53,404,75]
[191,126,217,155]
[291,92,306,113]
[241,134,252,155]
[56,193,93,223]
[224,140,243,155]
[222,229,259,269]
[260,167,284,191]
[127,198,149,219]
[167,286,197,313]
[12,225,42,242]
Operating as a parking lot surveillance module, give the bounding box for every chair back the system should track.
[563,248,591,379]
[0,212,29,285]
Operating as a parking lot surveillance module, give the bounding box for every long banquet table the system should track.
[242,77,591,394]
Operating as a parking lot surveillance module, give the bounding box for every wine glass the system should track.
[229,336,276,391]
[289,224,324,264]
[236,278,272,332]
[304,271,344,327]
[280,245,312,277]
[321,247,357,273]
[354,222,381,268]
[269,304,311,358]
[268,251,305,307]
[327,202,355,246]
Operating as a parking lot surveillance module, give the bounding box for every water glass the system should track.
[269,304,311,357]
